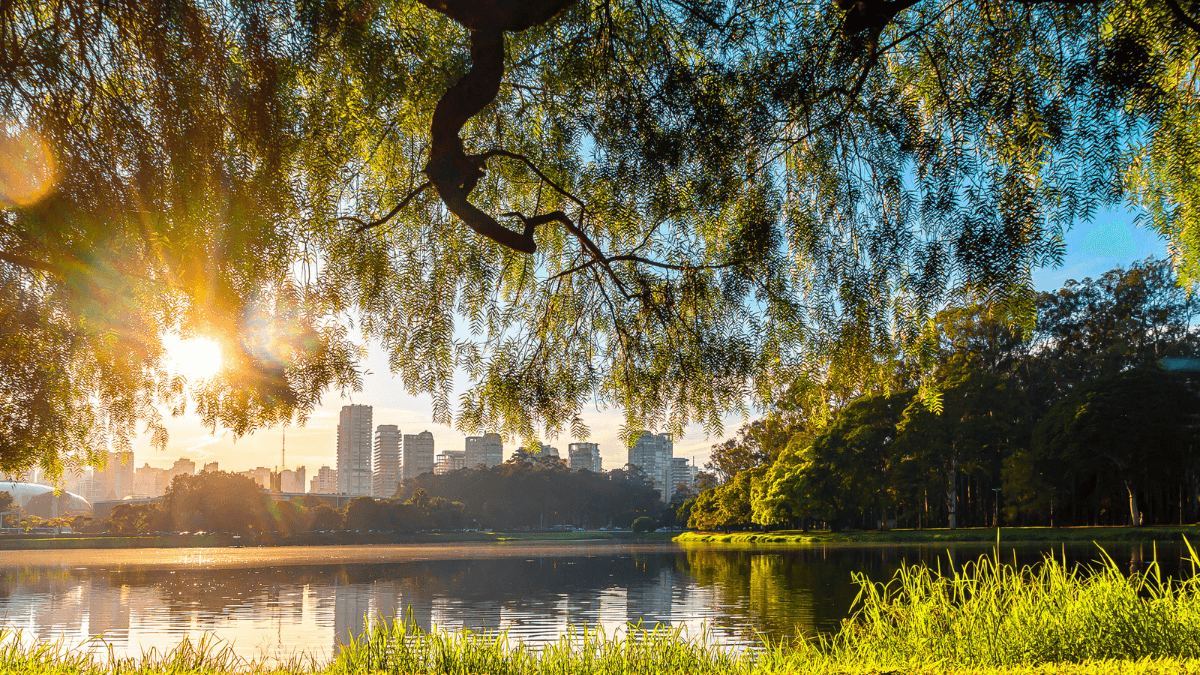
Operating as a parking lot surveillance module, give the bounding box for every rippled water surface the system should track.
[0,539,1188,661]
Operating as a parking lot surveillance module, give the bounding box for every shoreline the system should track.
[674,524,1200,545]
[0,529,676,551]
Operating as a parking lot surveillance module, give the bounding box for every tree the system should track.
[0,491,12,513]
[160,471,273,534]
[2,0,1199,476]
[631,516,656,533]
[1029,368,1200,526]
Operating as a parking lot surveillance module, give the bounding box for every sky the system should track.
[130,207,1169,479]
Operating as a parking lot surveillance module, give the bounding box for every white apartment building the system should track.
[568,442,602,472]
[464,433,503,468]
[402,431,435,482]
[337,404,373,497]
[628,432,673,502]
[372,424,401,498]
[434,450,466,474]
[310,465,338,494]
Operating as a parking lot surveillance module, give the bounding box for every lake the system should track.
[0,539,1190,662]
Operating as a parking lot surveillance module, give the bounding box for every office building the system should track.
[92,451,134,502]
[669,457,696,501]
[280,466,306,493]
[402,431,435,482]
[464,433,503,468]
[628,432,673,502]
[311,465,338,494]
[568,442,602,472]
[168,457,195,483]
[202,461,219,473]
[373,424,401,498]
[337,404,373,497]
[238,466,272,489]
[133,463,168,498]
[435,450,466,475]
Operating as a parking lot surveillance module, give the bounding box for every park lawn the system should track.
[676,524,1200,545]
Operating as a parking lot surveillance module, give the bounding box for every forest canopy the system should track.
[1,0,1198,475]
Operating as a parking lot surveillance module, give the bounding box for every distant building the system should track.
[669,457,696,501]
[568,443,602,472]
[435,450,466,475]
[280,466,306,493]
[167,457,195,487]
[202,461,219,473]
[238,467,273,489]
[93,451,135,502]
[402,431,435,482]
[372,425,401,498]
[310,465,338,494]
[629,432,673,502]
[133,463,169,498]
[464,433,503,468]
[337,404,373,497]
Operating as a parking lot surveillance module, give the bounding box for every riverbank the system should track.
[676,524,1200,545]
[0,529,675,551]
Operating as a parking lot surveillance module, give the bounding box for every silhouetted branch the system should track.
[341,181,433,232]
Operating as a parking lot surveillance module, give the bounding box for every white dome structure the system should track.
[0,481,92,511]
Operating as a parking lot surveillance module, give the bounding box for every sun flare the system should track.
[163,334,223,381]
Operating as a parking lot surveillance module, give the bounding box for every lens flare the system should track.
[0,127,57,207]
[163,334,223,381]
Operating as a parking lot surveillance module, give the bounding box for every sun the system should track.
[163,334,223,381]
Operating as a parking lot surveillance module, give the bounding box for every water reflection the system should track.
[0,540,1188,662]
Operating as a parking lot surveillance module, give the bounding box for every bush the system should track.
[632,516,656,533]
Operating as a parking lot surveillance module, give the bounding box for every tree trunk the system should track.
[948,456,959,530]
[1126,481,1141,526]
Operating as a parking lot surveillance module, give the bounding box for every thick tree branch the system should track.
[0,250,58,275]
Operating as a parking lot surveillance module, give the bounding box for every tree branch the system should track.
[341,181,432,232]
[0,250,59,275]
[1163,0,1200,34]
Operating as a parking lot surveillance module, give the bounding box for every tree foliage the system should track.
[691,259,1200,530]
[2,0,1199,474]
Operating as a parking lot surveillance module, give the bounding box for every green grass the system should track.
[676,524,1200,545]
[4,541,1200,674]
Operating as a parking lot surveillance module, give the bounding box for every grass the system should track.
[4,540,1200,674]
[676,524,1200,545]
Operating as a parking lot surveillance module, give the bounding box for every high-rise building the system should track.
[133,463,168,498]
[434,450,466,474]
[568,442,603,472]
[373,425,401,498]
[464,433,503,468]
[280,466,306,493]
[338,404,373,496]
[238,467,272,489]
[93,451,135,501]
[669,457,696,501]
[202,461,219,473]
[402,431,435,482]
[628,432,673,502]
[311,465,338,494]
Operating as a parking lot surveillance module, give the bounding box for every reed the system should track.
[3,540,1200,674]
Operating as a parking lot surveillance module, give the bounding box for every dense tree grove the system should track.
[2,0,1199,477]
[689,258,1200,530]
[399,456,662,529]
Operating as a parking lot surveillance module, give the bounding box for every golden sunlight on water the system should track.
[0,126,57,207]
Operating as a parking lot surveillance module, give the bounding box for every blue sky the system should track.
[130,211,1170,478]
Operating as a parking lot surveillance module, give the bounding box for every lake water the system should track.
[0,539,1190,662]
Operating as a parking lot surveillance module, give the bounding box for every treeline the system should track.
[688,258,1200,531]
[95,471,468,536]
[92,455,666,535]
[398,454,663,530]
